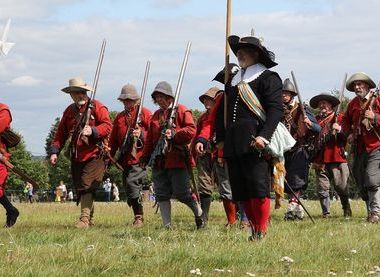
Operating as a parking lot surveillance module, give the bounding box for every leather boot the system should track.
[75,193,92,229]
[200,195,212,224]
[133,215,144,228]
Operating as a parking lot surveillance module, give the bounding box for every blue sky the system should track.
[1,0,379,155]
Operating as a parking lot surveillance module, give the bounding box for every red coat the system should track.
[313,112,347,164]
[0,103,12,195]
[142,104,196,168]
[109,106,152,166]
[51,99,112,162]
[196,93,224,158]
[342,94,380,154]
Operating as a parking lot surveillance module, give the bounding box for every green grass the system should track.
[0,200,379,276]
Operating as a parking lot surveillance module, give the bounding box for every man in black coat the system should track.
[215,34,283,240]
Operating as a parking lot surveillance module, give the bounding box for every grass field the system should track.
[0,199,379,276]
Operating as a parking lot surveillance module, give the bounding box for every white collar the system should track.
[231,63,267,86]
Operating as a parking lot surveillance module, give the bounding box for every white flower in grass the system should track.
[346,271,353,274]
[328,272,337,276]
[0,243,4,246]
[344,258,350,261]
[193,244,196,248]
[373,266,380,272]
[367,271,376,275]
[280,256,294,263]
[190,268,201,275]
[246,273,255,277]
[350,249,357,254]
[55,243,63,248]
[86,244,95,251]
[227,270,232,273]
[214,269,224,272]
[9,241,14,244]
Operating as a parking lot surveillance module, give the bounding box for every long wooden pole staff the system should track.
[224,0,231,128]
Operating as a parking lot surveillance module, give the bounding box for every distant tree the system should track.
[192,109,203,123]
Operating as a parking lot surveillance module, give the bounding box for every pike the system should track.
[223,0,231,128]
[114,61,151,170]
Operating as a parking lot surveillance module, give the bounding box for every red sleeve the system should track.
[197,95,222,140]
[141,107,152,141]
[373,95,380,126]
[173,104,196,145]
[109,113,122,157]
[0,105,11,134]
[93,101,112,139]
[141,110,157,160]
[51,109,71,153]
[341,101,353,135]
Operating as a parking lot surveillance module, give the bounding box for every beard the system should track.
[76,100,86,106]
[355,90,368,100]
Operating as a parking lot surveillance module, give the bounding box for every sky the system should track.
[1,0,380,155]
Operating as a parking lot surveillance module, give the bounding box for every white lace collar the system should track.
[231,63,267,86]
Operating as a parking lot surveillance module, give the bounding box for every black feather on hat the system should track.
[228,35,278,68]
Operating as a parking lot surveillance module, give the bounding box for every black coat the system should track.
[216,70,283,158]
[215,69,283,200]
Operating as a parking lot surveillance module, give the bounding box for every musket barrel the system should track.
[173,42,191,111]
[137,60,150,126]
[291,70,306,118]
[336,72,348,115]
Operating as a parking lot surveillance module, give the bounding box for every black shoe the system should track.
[5,208,19,228]
[284,211,295,221]
[343,207,352,218]
[195,215,205,229]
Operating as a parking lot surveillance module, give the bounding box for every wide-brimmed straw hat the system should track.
[118,84,140,101]
[61,77,93,93]
[228,35,278,68]
[309,93,340,109]
[199,87,220,104]
[346,72,376,92]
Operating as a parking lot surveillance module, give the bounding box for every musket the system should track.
[116,61,151,168]
[361,83,380,140]
[79,39,106,145]
[148,42,191,167]
[291,71,306,118]
[332,73,348,137]
[0,151,40,189]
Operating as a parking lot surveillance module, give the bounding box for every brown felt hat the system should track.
[61,77,93,93]
[118,84,139,101]
[199,87,220,104]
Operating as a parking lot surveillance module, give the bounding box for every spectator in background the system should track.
[112,183,120,202]
[68,190,74,202]
[58,181,67,203]
[25,182,33,203]
[103,178,112,202]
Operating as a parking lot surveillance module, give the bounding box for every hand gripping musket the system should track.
[361,83,380,140]
[78,39,106,146]
[0,148,40,189]
[114,61,151,170]
[148,42,191,167]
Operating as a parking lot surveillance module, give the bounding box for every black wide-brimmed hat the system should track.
[212,63,240,84]
[309,93,340,109]
[228,35,278,68]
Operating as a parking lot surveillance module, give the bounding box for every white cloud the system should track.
[1,0,380,154]
[8,75,42,86]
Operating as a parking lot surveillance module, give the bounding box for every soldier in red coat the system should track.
[141,81,204,229]
[309,93,351,218]
[339,72,380,223]
[0,103,19,227]
[49,77,112,228]
[192,87,219,224]
[109,84,152,227]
